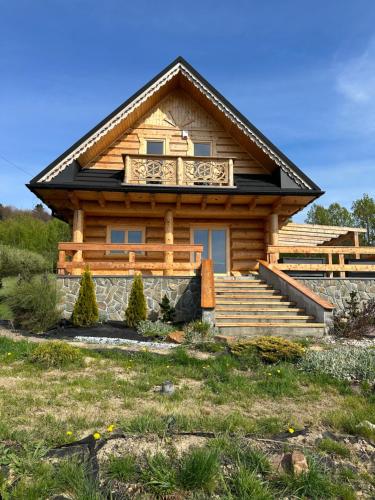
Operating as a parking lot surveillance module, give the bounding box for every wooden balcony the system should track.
[123,154,234,187]
[57,242,203,276]
[267,245,375,277]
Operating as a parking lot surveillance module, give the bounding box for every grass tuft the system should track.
[177,446,220,492]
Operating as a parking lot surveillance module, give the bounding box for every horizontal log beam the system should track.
[63,261,198,271]
[268,245,375,255]
[59,242,204,252]
[277,264,375,272]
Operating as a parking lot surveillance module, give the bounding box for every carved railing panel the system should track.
[124,155,233,187]
[128,157,177,184]
[183,158,229,186]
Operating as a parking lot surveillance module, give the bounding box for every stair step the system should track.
[216,301,296,306]
[215,315,314,320]
[216,295,292,304]
[216,322,324,327]
[216,294,286,300]
[215,282,267,287]
[216,291,281,296]
[215,306,305,313]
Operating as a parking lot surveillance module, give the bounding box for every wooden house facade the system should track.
[28,58,375,335]
[28,57,323,278]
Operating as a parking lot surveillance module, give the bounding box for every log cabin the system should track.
[27,57,375,336]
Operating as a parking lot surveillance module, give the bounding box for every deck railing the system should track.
[57,242,203,276]
[123,154,234,187]
[267,245,375,277]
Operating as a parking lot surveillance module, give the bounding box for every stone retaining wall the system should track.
[298,278,375,312]
[58,276,201,322]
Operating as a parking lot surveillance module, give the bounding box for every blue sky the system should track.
[1,0,374,221]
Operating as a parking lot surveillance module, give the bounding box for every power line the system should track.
[0,154,32,176]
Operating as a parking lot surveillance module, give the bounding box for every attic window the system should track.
[146,140,164,155]
[194,142,211,157]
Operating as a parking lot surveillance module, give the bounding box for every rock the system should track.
[160,380,175,395]
[291,450,309,475]
[269,453,292,474]
[356,420,375,431]
[166,330,185,344]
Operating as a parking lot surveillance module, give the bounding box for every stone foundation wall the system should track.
[58,276,201,323]
[298,278,375,312]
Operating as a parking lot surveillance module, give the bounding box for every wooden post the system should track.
[128,251,135,275]
[58,250,66,275]
[339,253,345,278]
[228,158,234,187]
[72,209,84,275]
[327,253,333,278]
[164,210,174,276]
[177,157,183,185]
[353,232,360,259]
[269,213,279,263]
[124,155,130,184]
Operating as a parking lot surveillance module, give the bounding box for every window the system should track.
[146,140,164,155]
[194,142,211,157]
[108,228,144,254]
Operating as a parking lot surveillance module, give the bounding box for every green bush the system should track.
[230,336,305,364]
[6,274,60,333]
[300,346,375,382]
[0,244,50,279]
[183,320,214,344]
[137,320,174,339]
[159,294,175,323]
[71,268,99,327]
[0,214,70,270]
[125,274,147,328]
[29,341,83,368]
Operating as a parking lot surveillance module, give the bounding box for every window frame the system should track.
[145,139,165,155]
[106,226,145,255]
[193,141,212,157]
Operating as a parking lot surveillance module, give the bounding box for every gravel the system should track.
[322,335,375,348]
[73,335,176,349]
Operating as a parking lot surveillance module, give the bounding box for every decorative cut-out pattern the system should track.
[129,158,177,184]
[183,159,228,186]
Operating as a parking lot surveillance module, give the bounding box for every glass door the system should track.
[193,228,228,274]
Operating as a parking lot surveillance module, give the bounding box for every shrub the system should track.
[159,294,175,323]
[6,274,60,333]
[29,341,83,368]
[300,346,375,382]
[177,447,220,492]
[230,336,305,364]
[71,268,99,327]
[125,274,147,328]
[330,291,375,338]
[183,320,214,344]
[137,320,174,339]
[0,244,50,279]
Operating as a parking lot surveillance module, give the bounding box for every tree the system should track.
[32,203,50,222]
[71,267,99,327]
[125,274,147,328]
[305,202,354,227]
[352,194,375,246]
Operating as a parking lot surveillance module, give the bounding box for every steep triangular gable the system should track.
[30,57,320,190]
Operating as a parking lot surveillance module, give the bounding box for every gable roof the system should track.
[30,57,321,191]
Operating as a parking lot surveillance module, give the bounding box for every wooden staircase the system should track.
[214,273,325,337]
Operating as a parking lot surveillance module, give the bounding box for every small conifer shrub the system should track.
[125,273,147,328]
[230,336,304,364]
[159,294,175,323]
[71,267,99,327]
[29,340,83,368]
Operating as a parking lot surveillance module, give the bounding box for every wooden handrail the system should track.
[259,260,334,310]
[57,242,203,276]
[201,259,215,308]
[267,245,375,255]
[59,243,203,252]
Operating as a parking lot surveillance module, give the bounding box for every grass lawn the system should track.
[0,335,374,498]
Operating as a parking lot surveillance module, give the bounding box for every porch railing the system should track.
[57,242,203,276]
[267,245,375,277]
[123,154,234,187]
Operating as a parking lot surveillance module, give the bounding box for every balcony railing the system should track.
[123,154,234,187]
[57,242,203,276]
[267,245,375,277]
